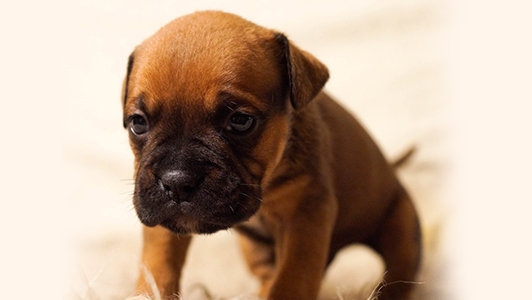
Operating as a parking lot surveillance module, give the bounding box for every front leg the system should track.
[136,225,192,299]
[263,191,338,300]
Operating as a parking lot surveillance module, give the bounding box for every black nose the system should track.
[157,170,200,201]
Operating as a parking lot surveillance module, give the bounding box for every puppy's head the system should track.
[122,11,328,234]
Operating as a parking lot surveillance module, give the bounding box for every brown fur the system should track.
[123,11,421,300]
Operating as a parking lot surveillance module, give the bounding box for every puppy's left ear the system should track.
[121,51,135,128]
[122,51,135,107]
[275,33,329,110]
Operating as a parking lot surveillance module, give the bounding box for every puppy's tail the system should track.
[390,146,416,170]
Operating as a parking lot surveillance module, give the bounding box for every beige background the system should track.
[2,0,531,299]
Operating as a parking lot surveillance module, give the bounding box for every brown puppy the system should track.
[122,11,421,300]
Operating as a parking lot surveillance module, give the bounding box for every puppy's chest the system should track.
[235,213,275,245]
[234,182,306,244]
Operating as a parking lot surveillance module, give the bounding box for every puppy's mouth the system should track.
[133,174,262,234]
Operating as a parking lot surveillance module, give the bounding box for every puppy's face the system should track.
[122,11,329,235]
[123,12,290,234]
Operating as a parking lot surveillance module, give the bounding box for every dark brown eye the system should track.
[228,113,254,133]
[130,115,148,135]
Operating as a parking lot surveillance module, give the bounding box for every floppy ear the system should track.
[121,51,135,127]
[275,33,329,110]
[122,51,135,107]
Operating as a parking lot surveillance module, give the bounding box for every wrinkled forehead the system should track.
[126,15,282,115]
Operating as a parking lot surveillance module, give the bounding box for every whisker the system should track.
[120,190,135,205]
[239,192,263,203]
[122,199,134,208]
[239,183,260,187]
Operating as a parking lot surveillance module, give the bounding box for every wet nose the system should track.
[157,170,200,201]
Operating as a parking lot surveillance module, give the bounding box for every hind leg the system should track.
[368,191,422,300]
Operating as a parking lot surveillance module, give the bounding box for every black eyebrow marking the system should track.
[218,91,251,107]
[218,92,266,119]
[126,95,147,111]
[217,89,268,111]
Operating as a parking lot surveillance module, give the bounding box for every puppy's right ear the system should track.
[121,51,135,128]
